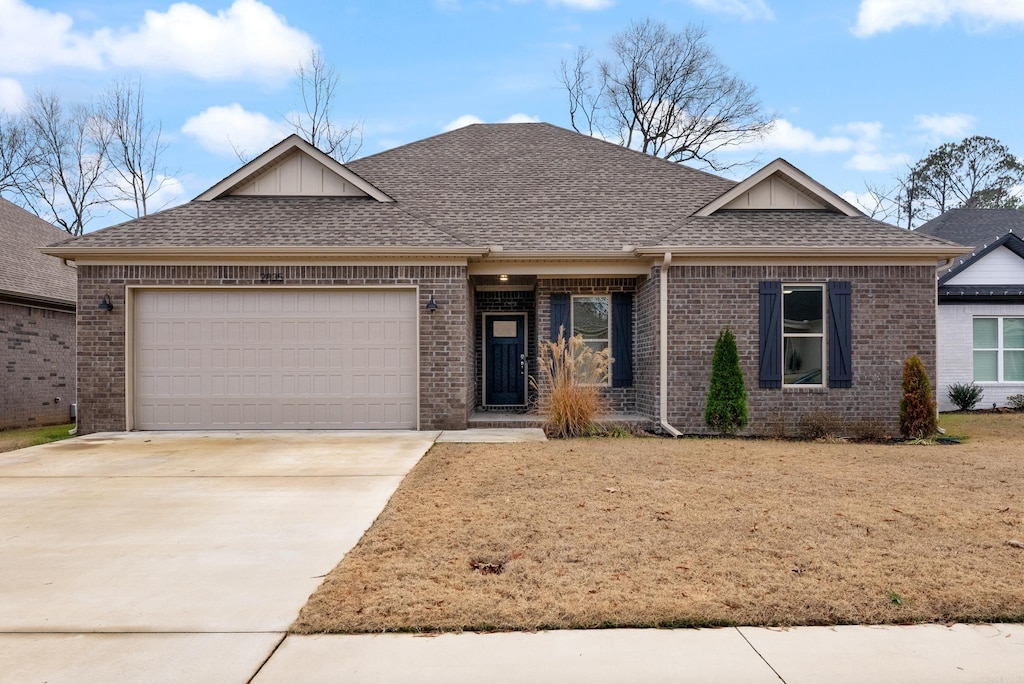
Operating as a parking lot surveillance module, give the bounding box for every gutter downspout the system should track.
[660,252,682,437]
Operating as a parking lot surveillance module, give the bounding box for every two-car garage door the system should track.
[133,289,417,430]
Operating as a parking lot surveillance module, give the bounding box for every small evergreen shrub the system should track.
[704,329,748,435]
[946,382,984,411]
[899,355,937,439]
[531,328,611,438]
[1008,394,1024,411]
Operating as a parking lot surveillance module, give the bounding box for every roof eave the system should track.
[633,245,965,260]
[41,245,490,261]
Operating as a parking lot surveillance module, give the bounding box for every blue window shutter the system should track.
[828,281,853,388]
[550,293,570,342]
[611,292,633,388]
[759,281,782,388]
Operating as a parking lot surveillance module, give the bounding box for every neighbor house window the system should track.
[572,295,610,356]
[973,317,1024,382]
[782,285,824,386]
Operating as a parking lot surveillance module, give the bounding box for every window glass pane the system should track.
[573,297,609,339]
[973,350,998,382]
[783,336,822,385]
[1004,318,1024,349]
[783,286,823,334]
[1005,351,1024,382]
[973,318,998,349]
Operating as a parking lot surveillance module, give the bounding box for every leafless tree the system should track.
[0,111,35,195]
[559,19,772,171]
[287,48,362,161]
[100,76,170,218]
[18,91,111,236]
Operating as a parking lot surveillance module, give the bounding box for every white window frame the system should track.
[571,294,611,387]
[782,284,826,387]
[973,316,1024,383]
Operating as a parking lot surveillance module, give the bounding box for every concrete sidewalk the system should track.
[253,623,1024,684]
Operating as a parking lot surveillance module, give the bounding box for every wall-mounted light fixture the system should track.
[426,294,438,313]
[98,294,115,312]
[498,274,509,282]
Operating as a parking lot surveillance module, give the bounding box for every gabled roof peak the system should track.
[694,158,863,218]
[196,134,393,203]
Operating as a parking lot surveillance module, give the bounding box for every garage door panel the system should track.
[134,289,417,430]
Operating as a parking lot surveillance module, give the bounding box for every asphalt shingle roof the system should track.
[49,123,963,255]
[662,211,966,249]
[915,208,1024,249]
[51,196,471,249]
[0,198,76,305]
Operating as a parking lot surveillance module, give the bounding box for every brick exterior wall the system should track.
[634,268,660,421]
[535,277,639,414]
[1,301,76,429]
[474,289,536,410]
[664,265,938,435]
[936,302,1024,411]
[76,264,470,434]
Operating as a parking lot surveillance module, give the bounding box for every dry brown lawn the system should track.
[294,413,1024,633]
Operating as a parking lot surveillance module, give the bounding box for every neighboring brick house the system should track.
[915,209,1024,411]
[44,124,963,435]
[1,198,77,429]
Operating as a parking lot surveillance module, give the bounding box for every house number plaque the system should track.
[260,273,285,283]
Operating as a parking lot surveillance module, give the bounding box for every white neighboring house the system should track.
[916,209,1024,411]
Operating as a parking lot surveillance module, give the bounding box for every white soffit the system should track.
[195,134,393,202]
[695,158,862,217]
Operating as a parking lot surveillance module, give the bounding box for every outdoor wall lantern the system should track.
[426,294,438,313]
[98,294,115,312]
[498,274,509,282]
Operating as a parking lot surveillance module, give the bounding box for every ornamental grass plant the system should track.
[531,328,611,438]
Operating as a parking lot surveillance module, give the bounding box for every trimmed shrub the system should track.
[899,355,937,439]
[1008,394,1024,411]
[946,382,984,411]
[797,410,846,440]
[704,329,748,435]
[531,328,611,438]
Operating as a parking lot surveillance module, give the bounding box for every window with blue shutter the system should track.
[611,292,633,388]
[827,281,852,388]
[550,293,570,342]
[759,281,782,388]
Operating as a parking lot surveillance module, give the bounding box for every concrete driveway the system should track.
[0,430,438,683]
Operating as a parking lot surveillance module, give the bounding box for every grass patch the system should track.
[294,413,1024,633]
[0,423,75,453]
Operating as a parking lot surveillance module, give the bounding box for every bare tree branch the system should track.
[287,48,362,161]
[100,76,172,218]
[18,91,111,236]
[560,19,772,171]
[0,111,36,196]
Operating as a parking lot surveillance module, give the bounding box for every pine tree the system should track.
[704,329,748,435]
[899,354,937,439]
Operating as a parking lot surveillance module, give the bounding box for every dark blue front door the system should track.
[485,314,526,406]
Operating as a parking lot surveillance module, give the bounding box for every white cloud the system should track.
[0,0,313,81]
[758,119,855,153]
[842,189,887,216]
[689,0,774,21]
[914,113,975,139]
[0,0,104,72]
[546,0,613,8]
[844,151,909,172]
[854,0,1024,37]
[442,112,540,132]
[100,0,314,80]
[182,104,288,157]
[0,78,26,112]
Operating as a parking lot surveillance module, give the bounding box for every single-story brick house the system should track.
[1,197,77,429]
[44,123,963,435]
[915,209,1024,411]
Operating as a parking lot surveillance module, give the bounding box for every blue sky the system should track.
[2,0,1023,229]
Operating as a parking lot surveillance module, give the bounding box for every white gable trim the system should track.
[946,245,1024,286]
[694,158,862,217]
[195,134,393,203]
